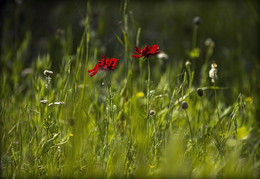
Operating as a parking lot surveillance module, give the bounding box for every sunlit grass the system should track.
[1,0,259,178]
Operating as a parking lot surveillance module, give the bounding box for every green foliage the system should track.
[1,0,259,178]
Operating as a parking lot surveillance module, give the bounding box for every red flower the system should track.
[132,44,161,58]
[88,55,118,77]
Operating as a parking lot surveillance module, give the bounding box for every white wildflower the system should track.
[54,102,65,105]
[44,70,53,88]
[157,51,169,60]
[43,70,53,76]
[185,60,191,67]
[205,38,215,47]
[209,62,218,83]
[48,101,65,106]
[40,100,48,104]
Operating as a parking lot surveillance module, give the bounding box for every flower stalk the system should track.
[147,59,150,118]
[182,101,193,140]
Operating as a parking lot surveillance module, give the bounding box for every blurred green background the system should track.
[1,0,259,115]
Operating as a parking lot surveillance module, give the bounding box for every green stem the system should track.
[108,84,116,136]
[201,97,206,136]
[185,110,193,140]
[192,25,198,49]
[214,83,224,133]
[152,116,157,146]
[146,59,151,137]
[147,59,150,117]
[214,83,220,121]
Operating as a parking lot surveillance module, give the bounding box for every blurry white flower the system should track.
[40,100,48,104]
[44,70,53,88]
[157,51,169,60]
[21,68,32,77]
[185,60,191,67]
[48,101,65,106]
[205,38,215,47]
[54,102,65,105]
[43,70,53,76]
[209,62,218,83]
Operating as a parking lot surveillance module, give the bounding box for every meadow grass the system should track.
[1,0,260,178]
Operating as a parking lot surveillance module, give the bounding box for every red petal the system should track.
[142,46,150,56]
[88,64,100,77]
[108,58,118,69]
[103,57,110,68]
[142,45,148,51]
[151,51,161,55]
[149,44,159,53]
[132,54,142,58]
[135,47,141,54]
[89,70,98,77]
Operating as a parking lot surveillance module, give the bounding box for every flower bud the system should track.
[181,101,188,110]
[185,60,191,67]
[197,88,203,97]
[193,16,201,25]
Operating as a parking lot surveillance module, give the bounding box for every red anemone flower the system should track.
[132,44,161,58]
[88,55,118,77]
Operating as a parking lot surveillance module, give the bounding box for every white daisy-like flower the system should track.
[209,62,218,83]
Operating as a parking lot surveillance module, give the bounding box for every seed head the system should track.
[185,60,191,67]
[181,101,188,110]
[193,16,201,25]
[149,110,156,116]
[197,88,203,97]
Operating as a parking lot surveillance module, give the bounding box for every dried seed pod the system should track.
[197,88,203,97]
[181,101,188,110]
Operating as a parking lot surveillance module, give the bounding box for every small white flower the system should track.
[205,38,215,47]
[209,62,218,83]
[48,101,65,106]
[54,102,65,105]
[185,60,191,67]
[157,51,169,60]
[40,100,48,104]
[43,70,53,76]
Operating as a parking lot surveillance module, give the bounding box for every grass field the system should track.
[1,0,260,178]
